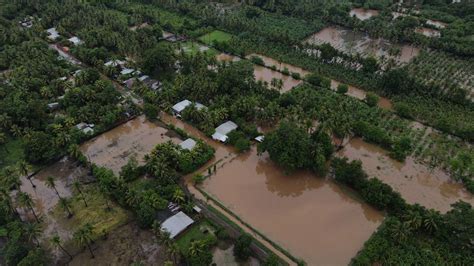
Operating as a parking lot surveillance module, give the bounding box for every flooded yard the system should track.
[246,54,310,78]
[350,8,379,21]
[202,147,383,265]
[81,116,182,174]
[339,138,474,213]
[304,26,420,64]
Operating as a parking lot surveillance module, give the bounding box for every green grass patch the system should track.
[0,137,25,170]
[51,185,131,241]
[199,30,233,45]
[175,220,217,255]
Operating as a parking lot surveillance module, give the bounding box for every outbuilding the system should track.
[212,121,238,143]
[179,138,197,151]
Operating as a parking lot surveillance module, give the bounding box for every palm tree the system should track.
[68,144,81,160]
[0,132,7,153]
[17,192,40,223]
[45,176,62,199]
[98,183,112,211]
[423,209,441,234]
[50,234,73,260]
[24,222,42,246]
[72,180,87,207]
[18,160,35,189]
[188,240,205,257]
[73,223,95,258]
[172,188,185,204]
[167,243,180,265]
[59,197,74,219]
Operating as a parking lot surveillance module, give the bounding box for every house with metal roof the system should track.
[68,36,82,46]
[46,27,60,40]
[172,100,192,117]
[179,138,197,151]
[160,211,194,239]
[212,121,238,142]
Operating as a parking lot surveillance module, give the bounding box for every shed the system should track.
[179,138,197,151]
[160,211,194,239]
[68,36,82,46]
[104,59,126,67]
[172,100,192,116]
[47,102,60,110]
[120,68,135,76]
[255,135,265,143]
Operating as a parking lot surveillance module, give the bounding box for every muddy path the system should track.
[201,147,383,265]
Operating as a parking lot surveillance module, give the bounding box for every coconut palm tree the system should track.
[73,223,95,258]
[18,160,35,188]
[188,240,205,257]
[50,234,73,260]
[172,188,185,204]
[0,132,7,153]
[45,176,62,200]
[423,209,441,234]
[59,197,74,218]
[24,222,42,246]
[167,242,180,265]
[72,180,87,207]
[17,192,40,223]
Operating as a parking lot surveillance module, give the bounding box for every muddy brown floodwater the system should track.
[246,54,310,78]
[216,53,241,62]
[339,138,474,213]
[202,147,383,265]
[80,116,182,174]
[350,8,380,21]
[330,80,393,110]
[304,26,420,64]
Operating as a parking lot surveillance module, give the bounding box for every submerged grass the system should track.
[51,185,131,240]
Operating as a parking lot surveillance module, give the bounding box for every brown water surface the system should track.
[246,54,310,77]
[339,138,474,213]
[80,116,182,174]
[350,8,379,21]
[216,53,241,62]
[330,80,393,110]
[203,147,383,265]
[304,26,420,64]
[253,65,302,93]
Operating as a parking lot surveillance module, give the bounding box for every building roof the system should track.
[160,211,194,239]
[172,100,192,113]
[212,132,228,142]
[215,121,238,135]
[255,135,265,143]
[68,36,82,45]
[138,75,150,82]
[104,59,126,67]
[120,68,135,75]
[46,27,60,40]
[194,102,206,111]
[179,138,197,151]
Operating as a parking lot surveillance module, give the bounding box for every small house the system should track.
[120,68,135,76]
[75,122,95,135]
[68,36,82,46]
[212,121,238,143]
[47,102,60,110]
[172,100,192,117]
[46,27,60,40]
[179,138,197,151]
[122,77,135,89]
[104,59,126,67]
[255,135,265,143]
[160,211,194,239]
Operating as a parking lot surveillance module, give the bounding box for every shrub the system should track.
[235,138,251,153]
[143,103,159,120]
[365,92,379,107]
[337,84,349,94]
[234,234,252,261]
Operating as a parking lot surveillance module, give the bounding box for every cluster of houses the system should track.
[103,59,162,91]
[46,27,83,45]
[19,16,34,28]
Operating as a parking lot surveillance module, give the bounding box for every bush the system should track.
[143,103,159,120]
[394,102,412,119]
[234,234,253,261]
[235,138,251,153]
[192,174,206,185]
[365,92,379,107]
[250,56,264,65]
[337,84,349,94]
[291,72,301,80]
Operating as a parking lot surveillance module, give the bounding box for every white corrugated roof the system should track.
[215,121,238,135]
[47,27,60,40]
[161,211,194,239]
[68,36,82,45]
[179,138,196,151]
[172,100,192,113]
[212,132,228,142]
[120,68,134,75]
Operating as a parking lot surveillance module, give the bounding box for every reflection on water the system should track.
[339,138,474,213]
[203,147,383,265]
[81,116,182,174]
[304,26,420,63]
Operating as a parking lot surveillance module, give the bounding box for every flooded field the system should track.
[253,65,303,93]
[330,80,393,110]
[81,116,182,174]
[350,8,379,21]
[202,147,383,265]
[69,222,165,266]
[416,27,441,38]
[216,53,241,62]
[339,138,474,213]
[246,54,310,77]
[304,26,420,63]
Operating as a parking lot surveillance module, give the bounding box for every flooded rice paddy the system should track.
[80,116,182,174]
[339,138,474,213]
[202,147,383,265]
[304,26,420,63]
[350,8,379,21]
